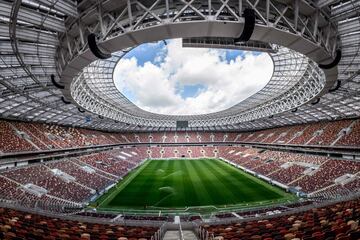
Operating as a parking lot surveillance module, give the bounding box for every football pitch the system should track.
[95,159,294,213]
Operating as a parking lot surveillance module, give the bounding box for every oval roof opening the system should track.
[114,39,273,115]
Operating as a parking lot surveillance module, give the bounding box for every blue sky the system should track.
[114,39,273,115]
[121,41,252,101]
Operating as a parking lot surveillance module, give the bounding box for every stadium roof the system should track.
[0,0,359,132]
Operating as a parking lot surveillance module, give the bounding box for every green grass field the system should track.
[95,159,294,213]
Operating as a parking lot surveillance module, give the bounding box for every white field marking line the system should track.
[100,160,150,206]
[162,170,183,179]
[98,159,151,207]
[142,183,293,210]
[217,158,293,198]
[98,159,176,209]
[146,204,218,211]
[151,192,176,207]
[155,198,290,212]
[99,159,294,211]
[93,197,291,213]
[111,192,291,212]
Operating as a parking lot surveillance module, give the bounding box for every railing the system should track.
[1,191,359,226]
[179,220,185,240]
[197,225,214,240]
[195,195,359,238]
[151,223,166,240]
[198,192,360,226]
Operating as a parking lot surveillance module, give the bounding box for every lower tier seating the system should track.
[203,198,360,240]
[0,207,159,240]
[1,146,359,216]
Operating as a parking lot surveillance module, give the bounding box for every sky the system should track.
[114,39,273,115]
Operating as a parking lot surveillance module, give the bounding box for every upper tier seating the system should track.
[0,120,35,153]
[308,120,353,146]
[289,122,328,145]
[336,119,360,146]
[1,118,360,154]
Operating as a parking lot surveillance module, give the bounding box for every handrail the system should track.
[151,222,166,240]
[197,225,214,240]
[179,221,185,240]
[0,193,359,228]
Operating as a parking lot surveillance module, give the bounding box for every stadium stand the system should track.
[0,124,359,237]
[336,120,360,147]
[0,207,159,240]
[46,160,114,191]
[78,152,135,177]
[1,1,360,238]
[202,198,360,240]
[2,165,93,203]
[1,119,360,155]
[0,120,36,153]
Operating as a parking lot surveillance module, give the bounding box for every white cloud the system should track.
[114,39,273,115]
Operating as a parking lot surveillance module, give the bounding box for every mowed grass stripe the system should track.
[99,159,292,209]
[213,160,285,201]
[171,160,185,206]
[194,160,231,205]
[107,160,164,207]
[206,160,264,202]
[146,160,173,207]
[181,160,201,206]
[183,160,215,206]
[98,160,152,207]
[198,159,248,205]
[154,160,176,207]
[147,160,170,207]
[217,160,267,202]
[192,160,227,205]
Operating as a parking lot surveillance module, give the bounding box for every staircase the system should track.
[163,231,180,240]
[331,120,356,146]
[183,230,198,240]
[162,216,199,240]
[163,230,198,240]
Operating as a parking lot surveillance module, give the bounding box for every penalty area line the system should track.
[97,160,151,208]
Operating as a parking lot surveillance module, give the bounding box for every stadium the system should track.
[0,0,359,239]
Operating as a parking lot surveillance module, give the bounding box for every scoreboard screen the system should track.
[176,121,188,128]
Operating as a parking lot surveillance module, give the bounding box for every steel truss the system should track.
[0,0,359,132]
[59,0,338,128]
[71,45,326,127]
[58,0,338,68]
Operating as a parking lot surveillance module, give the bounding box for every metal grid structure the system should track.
[0,0,359,132]
[72,46,323,127]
